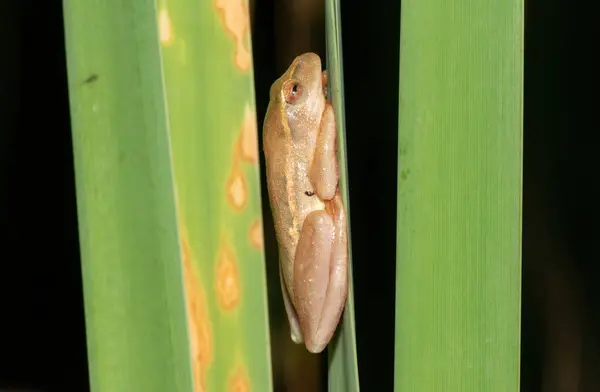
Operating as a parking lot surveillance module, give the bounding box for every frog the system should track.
[262,52,348,354]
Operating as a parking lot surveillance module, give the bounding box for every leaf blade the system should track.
[157,0,273,390]
[325,0,361,390]
[394,0,524,389]
[63,0,194,390]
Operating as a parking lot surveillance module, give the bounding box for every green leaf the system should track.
[63,1,193,391]
[394,0,524,390]
[325,0,360,391]
[64,0,272,390]
[157,0,272,390]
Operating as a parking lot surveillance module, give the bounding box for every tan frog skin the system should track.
[262,52,348,354]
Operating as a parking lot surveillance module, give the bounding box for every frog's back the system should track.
[263,105,325,274]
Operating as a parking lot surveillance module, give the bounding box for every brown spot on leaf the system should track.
[226,163,247,211]
[249,219,263,250]
[83,74,98,85]
[228,364,251,392]
[214,0,252,71]
[180,229,213,391]
[237,104,259,164]
[215,239,240,311]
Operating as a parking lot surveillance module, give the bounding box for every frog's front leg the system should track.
[292,195,348,353]
[309,103,338,201]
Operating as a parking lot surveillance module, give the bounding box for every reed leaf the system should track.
[63,1,193,390]
[157,0,272,390]
[394,0,524,390]
[64,0,271,390]
[325,0,360,390]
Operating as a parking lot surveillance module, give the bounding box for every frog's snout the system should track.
[295,52,322,70]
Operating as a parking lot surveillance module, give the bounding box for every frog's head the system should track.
[266,52,326,138]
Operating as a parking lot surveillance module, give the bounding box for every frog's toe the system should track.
[306,338,327,354]
[291,331,304,344]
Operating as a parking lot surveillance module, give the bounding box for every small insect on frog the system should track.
[262,52,348,353]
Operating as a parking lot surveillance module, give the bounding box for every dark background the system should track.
[1,0,596,391]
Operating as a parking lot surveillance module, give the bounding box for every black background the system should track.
[1,0,596,390]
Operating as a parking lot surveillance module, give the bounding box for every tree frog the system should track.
[262,52,348,353]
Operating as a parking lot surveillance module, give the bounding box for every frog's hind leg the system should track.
[279,262,304,345]
[293,204,347,353]
[319,192,348,344]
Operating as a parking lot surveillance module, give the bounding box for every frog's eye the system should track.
[283,80,303,105]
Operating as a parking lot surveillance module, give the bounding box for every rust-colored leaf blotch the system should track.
[158,9,174,46]
[228,364,251,392]
[180,232,213,392]
[238,104,259,165]
[215,240,241,311]
[214,0,252,71]
[249,219,263,250]
[226,163,247,211]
